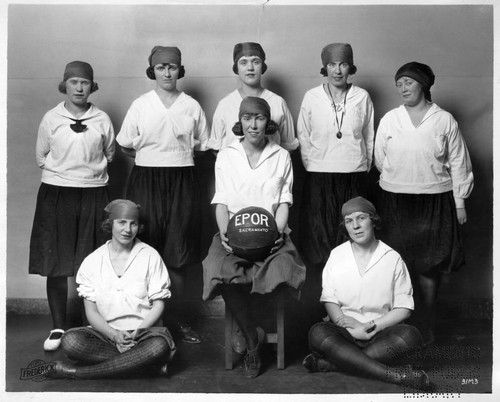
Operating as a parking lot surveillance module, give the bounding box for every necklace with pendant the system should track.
[326,84,348,139]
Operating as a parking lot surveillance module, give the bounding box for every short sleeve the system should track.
[279,152,294,205]
[211,150,229,205]
[319,250,340,304]
[207,102,225,151]
[146,249,172,301]
[116,100,140,149]
[35,115,51,168]
[392,256,414,310]
[374,113,390,173]
[76,253,100,302]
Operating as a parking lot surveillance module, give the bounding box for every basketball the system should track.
[226,206,279,261]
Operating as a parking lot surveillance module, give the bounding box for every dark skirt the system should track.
[29,183,109,277]
[299,171,368,266]
[377,190,464,275]
[202,234,306,301]
[126,165,201,268]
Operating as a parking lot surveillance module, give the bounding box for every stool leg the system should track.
[225,304,233,370]
[277,294,285,369]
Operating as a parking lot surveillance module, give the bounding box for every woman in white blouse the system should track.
[117,46,209,344]
[374,62,474,345]
[208,42,298,152]
[303,197,432,390]
[52,200,175,379]
[29,61,115,352]
[203,97,305,379]
[297,43,374,308]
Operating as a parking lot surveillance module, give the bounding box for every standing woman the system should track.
[374,62,474,344]
[29,61,115,351]
[208,42,298,152]
[297,43,374,302]
[116,46,209,344]
[203,97,305,378]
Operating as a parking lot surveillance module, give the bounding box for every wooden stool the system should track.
[225,292,285,370]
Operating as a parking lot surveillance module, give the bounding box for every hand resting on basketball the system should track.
[270,231,285,254]
[220,231,233,254]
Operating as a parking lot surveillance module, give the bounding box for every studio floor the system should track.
[4,299,493,398]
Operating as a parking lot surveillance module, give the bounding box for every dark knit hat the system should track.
[63,61,94,81]
[148,46,182,66]
[238,96,271,120]
[233,42,266,63]
[341,196,377,219]
[105,199,141,221]
[321,43,354,65]
[232,97,278,136]
[394,61,435,90]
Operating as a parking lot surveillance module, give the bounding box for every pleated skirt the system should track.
[202,234,306,301]
[299,171,368,266]
[126,165,201,268]
[377,190,465,275]
[29,183,109,277]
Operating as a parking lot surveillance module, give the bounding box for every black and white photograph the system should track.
[0,0,497,401]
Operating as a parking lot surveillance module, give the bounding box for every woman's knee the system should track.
[145,336,171,357]
[308,322,343,351]
[60,329,84,356]
[388,324,423,348]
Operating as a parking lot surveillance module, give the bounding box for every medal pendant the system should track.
[336,131,342,139]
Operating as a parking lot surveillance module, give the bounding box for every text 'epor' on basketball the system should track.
[226,206,279,261]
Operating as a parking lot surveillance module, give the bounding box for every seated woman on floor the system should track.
[52,199,176,379]
[203,97,306,379]
[303,196,433,390]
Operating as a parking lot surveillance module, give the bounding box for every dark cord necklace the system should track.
[326,84,348,139]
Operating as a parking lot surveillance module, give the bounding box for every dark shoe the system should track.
[231,325,247,354]
[422,327,436,346]
[158,363,168,377]
[178,324,201,344]
[302,353,334,372]
[244,327,265,379]
[49,361,78,379]
[399,365,435,391]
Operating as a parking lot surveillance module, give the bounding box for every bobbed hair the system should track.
[232,61,268,75]
[338,212,382,240]
[232,119,279,137]
[146,65,185,80]
[321,63,357,77]
[100,218,145,235]
[58,81,99,94]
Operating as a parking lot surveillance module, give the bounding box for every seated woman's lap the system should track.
[61,326,175,364]
[62,327,119,363]
[308,321,422,363]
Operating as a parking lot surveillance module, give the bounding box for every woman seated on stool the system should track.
[303,196,432,390]
[52,199,176,379]
[203,97,306,378]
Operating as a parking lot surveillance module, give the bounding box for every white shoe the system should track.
[43,329,65,351]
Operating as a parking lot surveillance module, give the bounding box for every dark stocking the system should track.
[220,285,259,349]
[418,274,440,326]
[46,277,68,329]
[165,266,186,325]
[417,273,440,344]
[309,323,407,384]
[71,337,170,379]
[363,325,423,364]
[61,329,119,364]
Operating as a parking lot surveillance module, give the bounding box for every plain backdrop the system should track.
[6,3,493,302]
